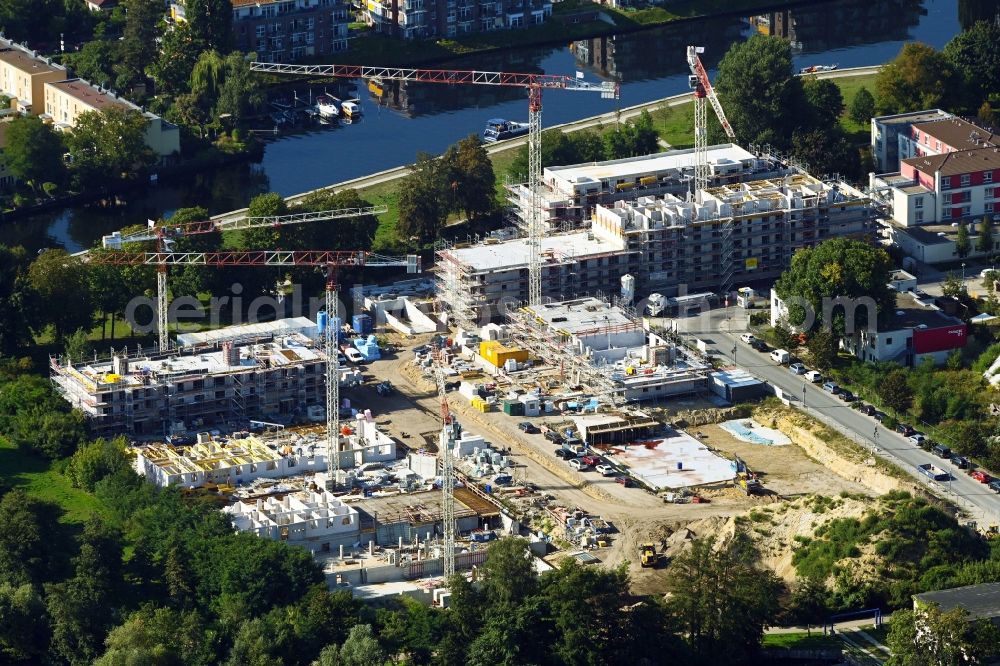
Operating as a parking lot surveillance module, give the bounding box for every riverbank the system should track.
[329,0,840,68]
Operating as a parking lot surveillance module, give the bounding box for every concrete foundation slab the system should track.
[609,431,734,490]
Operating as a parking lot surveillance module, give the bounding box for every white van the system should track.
[770,349,790,364]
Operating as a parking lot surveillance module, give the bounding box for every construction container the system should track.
[479,340,529,368]
[502,400,525,416]
[352,314,372,335]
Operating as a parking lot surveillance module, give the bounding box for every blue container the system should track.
[352,314,372,334]
[677,462,683,470]
[317,311,328,335]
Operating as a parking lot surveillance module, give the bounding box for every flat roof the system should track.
[904,146,1000,177]
[913,117,997,151]
[914,582,1000,620]
[874,109,951,126]
[884,292,960,331]
[711,369,764,389]
[176,317,318,347]
[47,78,126,111]
[893,224,953,246]
[350,489,478,524]
[607,431,734,490]
[545,144,755,184]
[526,297,634,335]
[444,231,624,272]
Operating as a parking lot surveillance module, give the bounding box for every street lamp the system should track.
[962,262,967,284]
[873,427,879,454]
[802,381,807,407]
[731,343,737,365]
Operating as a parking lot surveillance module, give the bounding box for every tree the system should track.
[956,222,970,258]
[118,0,163,89]
[4,115,66,190]
[26,249,94,343]
[0,0,63,43]
[790,127,859,179]
[216,52,264,127]
[773,238,894,334]
[149,23,200,96]
[452,134,496,220]
[0,245,32,356]
[773,325,798,351]
[65,437,130,492]
[0,582,49,663]
[979,102,998,129]
[63,40,120,90]
[87,247,155,340]
[874,42,963,114]
[666,533,782,664]
[63,329,92,363]
[335,624,386,666]
[942,271,966,298]
[786,576,828,635]
[976,216,993,255]
[95,607,215,666]
[887,606,1000,666]
[849,87,876,126]
[806,328,838,371]
[712,35,809,149]
[184,0,233,52]
[943,20,1000,104]
[66,107,155,188]
[397,153,447,245]
[879,369,913,414]
[0,490,59,586]
[478,536,538,607]
[802,77,844,129]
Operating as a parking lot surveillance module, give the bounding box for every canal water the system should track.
[1,0,976,253]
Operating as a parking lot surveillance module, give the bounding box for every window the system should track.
[886,337,893,345]
[915,210,923,223]
[943,193,952,205]
[914,196,923,208]
[988,203,996,213]
[987,171,994,184]
[961,174,971,186]
[942,178,952,190]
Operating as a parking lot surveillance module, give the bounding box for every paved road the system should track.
[674,308,1000,527]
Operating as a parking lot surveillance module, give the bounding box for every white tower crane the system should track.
[686,46,736,200]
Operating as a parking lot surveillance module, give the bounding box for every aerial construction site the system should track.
[46,44,904,605]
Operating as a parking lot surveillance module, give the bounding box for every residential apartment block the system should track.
[367,0,551,40]
[51,319,328,437]
[230,0,349,61]
[438,164,872,322]
[225,489,361,550]
[0,38,179,159]
[507,144,789,232]
[871,109,953,173]
[872,114,1000,264]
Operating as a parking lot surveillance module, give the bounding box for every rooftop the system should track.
[348,488,479,525]
[0,45,63,75]
[903,145,1000,177]
[545,143,756,185]
[884,291,962,331]
[137,436,283,476]
[47,78,126,111]
[913,117,998,151]
[874,109,951,126]
[525,297,635,337]
[442,230,625,272]
[176,317,318,347]
[914,582,1000,620]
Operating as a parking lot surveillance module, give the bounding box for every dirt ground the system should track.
[349,332,875,594]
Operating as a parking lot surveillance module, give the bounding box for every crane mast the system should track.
[249,61,618,309]
[432,342,456,579]
[686,46,736,199]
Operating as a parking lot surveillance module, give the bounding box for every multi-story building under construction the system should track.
[51,318,326,437]
[438,163,872,324]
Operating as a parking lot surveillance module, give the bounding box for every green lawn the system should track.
[0,437,102,525]
[833,73,878,142]
[762,632,842,650]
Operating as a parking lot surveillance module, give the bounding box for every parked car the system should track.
[569,457,591,471]
[789,362,807,375]
[554,448,574,460]
[544,431,563,444]
[595,464,615,476]
[973,470,992,483]
[344,348,364,363]
[859,404,877,416]
[581,455,601,467]
[990,479,1000,493]
[837,389,856,402]
[896,423,916,436]
[932,443,952,459]
[822,381,840,394]
[907,434,926,446]
[413,345,430,354]
[739,333,756,345]
[518,421,539,434]
[873,411,887,423]
[805,370,823,383]
[614,475,632,487]
[751,339,771,352]
[951,455,971,469]
[771,349,791,364]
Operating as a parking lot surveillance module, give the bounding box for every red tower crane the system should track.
[249,62,619,309]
